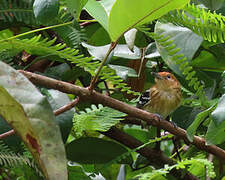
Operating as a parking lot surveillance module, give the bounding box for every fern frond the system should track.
[136,158,216,179]
[0,34,139,95]
[0,141,42,176]
[54,10,87,48]
[0,0,37,25]
[72,104,126,138]
[0,49,18,67]
[153,32,205,97]
[0,152,42,176]
[163,3,225,43]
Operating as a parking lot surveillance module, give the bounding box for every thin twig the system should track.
[89,41,118,90]
[138,47,146,77]
[54,97,79,116]
[0,130,15,139]
[103,81,110,96]
[0,96,80,139]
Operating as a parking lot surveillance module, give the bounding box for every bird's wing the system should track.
[136,90,150,109]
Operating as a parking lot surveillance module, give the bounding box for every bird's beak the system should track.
[152,72,163,80]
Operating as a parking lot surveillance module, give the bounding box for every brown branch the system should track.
[18,70,225,161]
[0,130,15,139]
[102,127,198,180]
[54,97,79,116]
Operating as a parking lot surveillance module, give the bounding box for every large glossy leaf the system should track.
[191,49,225,72]
[108,0,190,41]
[0,61,67,180]
[195,71,216,100]
[65,0,88,19]
[108,65,137,79]
[206,94,225,145]
[43,89,74,143]
[155,21,203,76]
[84,0,115,31]
[66,137,132,164]
[186,105,216,142]
[82,42,141,60]
[172,106,200,129]
[33,0,59,24]
[123,125,151,143]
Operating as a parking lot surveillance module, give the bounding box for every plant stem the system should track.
[0,21,73,42]
[89,41,118,90]
[79,19,97,23]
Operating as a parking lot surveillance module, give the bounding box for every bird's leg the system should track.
[140,113,162,129]
[155,127,161,151]
[154,113,163,122]
[150,113,162,151]
[166,116,181,161]
[166,116,177,128]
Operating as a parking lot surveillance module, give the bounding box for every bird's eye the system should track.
[167,75,171,79]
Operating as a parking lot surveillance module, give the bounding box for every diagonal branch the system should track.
[18,70,225,161]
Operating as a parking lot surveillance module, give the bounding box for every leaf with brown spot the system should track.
[0,61,67,180]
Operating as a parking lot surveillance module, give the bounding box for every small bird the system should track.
[137,72,181,119]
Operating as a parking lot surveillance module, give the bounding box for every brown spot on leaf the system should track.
[26,134,41,154]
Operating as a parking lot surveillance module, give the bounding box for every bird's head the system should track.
[152,72,181,91]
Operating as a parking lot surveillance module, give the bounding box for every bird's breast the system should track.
[144,88,181,119]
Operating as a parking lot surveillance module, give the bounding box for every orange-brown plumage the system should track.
[138,72,181,119]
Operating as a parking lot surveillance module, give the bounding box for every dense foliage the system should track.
[0,0,225,179]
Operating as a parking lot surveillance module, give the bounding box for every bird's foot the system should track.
[154,113,163,122]
[169,121,177,128]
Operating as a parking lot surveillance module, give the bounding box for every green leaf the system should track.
[191,50,225,72]
[124,28,138,50]
[0,61,67,180]
[66,137,132,164]
[73,104,126,138]
[186,104,216,142]
[43,89,74,143]
[33,0,59,24]
[108,0,190,41]
[211,94,225,126]
[86,24,111,46]
[68,165,91,180]
[155,21,203,76]
[84,0,115,31]
[172,106,199,129]
[65,0,88,19]
[44,63,71,80]
[206,94,225,145]
[108,65,137,80]
[82,42,141,60]
[145,42,161,59]
[123,125,151,143]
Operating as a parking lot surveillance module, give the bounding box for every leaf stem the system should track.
[0,21,73,42]
[89,41,118,90]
